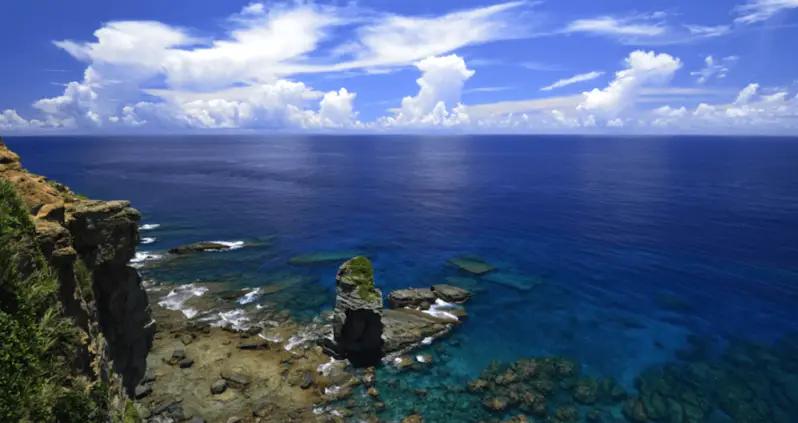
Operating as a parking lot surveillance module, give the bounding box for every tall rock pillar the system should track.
[327,256,383,367]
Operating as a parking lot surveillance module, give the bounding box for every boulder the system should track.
[211,379,227,395]
[388,288,437,309]
[431,284,471,304]
[324,257,384,367]
[134,384,153,399]
[221,370,251,387]
[300,371,315,389]
[168,242,232,255]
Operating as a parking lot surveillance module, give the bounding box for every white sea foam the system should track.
[140,237,156,244]
[421,336,434,345]
[317,357,341,376]
[258,333,282,343]
[238,288,261,305]
[325,386,342,396]
[421,298,460,322]
[130,251,163,268]
[139,223,160,230]
[210,309,250,331]
[207,240,245,250]
[157,284,208,319]
[416,354,430,363]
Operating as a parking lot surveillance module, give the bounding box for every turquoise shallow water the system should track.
[7,135,798,422]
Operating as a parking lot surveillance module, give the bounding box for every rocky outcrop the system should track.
[382,309,454,354]
[324,256,384,366]
[388,287,437,309]
[431,284,471,304]
[168,241,232,254]
[0,138,154,397]
[320,256,472,362]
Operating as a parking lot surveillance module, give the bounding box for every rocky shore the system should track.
[135,255,472,422]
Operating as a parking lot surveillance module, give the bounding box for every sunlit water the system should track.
[8,135,798,422]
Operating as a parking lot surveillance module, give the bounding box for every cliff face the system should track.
[0,139,155,396]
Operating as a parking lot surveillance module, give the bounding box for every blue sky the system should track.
[1,0,798,134]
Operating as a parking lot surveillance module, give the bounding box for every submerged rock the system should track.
[168,241,233,254]
[448,256,497,275]
[388,288,437,309]
[324,257,384,367]
[288,251,364,265]
[483,273,539,291]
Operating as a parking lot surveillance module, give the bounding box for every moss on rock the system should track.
[341,256,380,301]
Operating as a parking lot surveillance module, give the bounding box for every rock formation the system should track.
[0,138,155,396]
[168,241,232,254]
[322,256,473,364]
[325,256,384,366]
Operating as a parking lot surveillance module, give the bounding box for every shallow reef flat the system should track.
[448,256,498,275]
[289,251,367,265]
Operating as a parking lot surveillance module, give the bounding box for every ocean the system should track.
[6,135,798,422]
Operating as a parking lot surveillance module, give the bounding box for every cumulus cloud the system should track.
[1,110,30,130]
[10,1,536,132]
[579,51,682,116]
[380,55,475,127]
[118,80,357,129]
[541,71,605,91]
[32,67,105,128]
[690,56,738,84]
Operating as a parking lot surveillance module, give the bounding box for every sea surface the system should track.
[6,135,798,422]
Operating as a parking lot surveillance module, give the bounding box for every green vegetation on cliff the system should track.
[0,180,119,422]
[343,256,380,301]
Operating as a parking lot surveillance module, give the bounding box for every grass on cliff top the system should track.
[0,180,119,422]
[343,256,380,301]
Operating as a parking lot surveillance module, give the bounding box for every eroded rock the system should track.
[431,284,471,304]
[168,242,233,255]
[388,288,437,309]
[324,257,384,367]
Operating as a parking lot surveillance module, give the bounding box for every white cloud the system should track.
[564,15,666,37]
[335,2,529,70]
[313,88,359,128]
[735,0,798,24]
[118,80,356,129]
[541,71,604,91]
[32,67,105,128]
[690,56,738,84]
[1,110,30,130]
[17,1,535,131]
[464,86,515,93]
[684,25,732,38]
[579,51,682,116]
[734,83,760,105]
[380,55,474,127]
[607,118,625,127]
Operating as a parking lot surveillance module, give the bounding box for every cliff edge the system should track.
[0,137,154,417]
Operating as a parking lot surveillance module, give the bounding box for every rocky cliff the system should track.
[0,138,154,398]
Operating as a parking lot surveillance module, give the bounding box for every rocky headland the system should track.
[1,138,155,420]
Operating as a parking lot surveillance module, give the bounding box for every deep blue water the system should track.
[7,135,798,422]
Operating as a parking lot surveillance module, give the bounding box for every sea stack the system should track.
[325,256,384,366]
